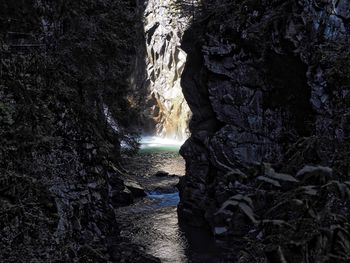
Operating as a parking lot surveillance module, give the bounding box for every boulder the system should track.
[124,179,147,198]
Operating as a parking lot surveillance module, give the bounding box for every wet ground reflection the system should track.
[116,191,229,263]
[117,138,230,262]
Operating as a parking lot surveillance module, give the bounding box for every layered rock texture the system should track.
[141,0,191,140]
[0,1,158,262]
[178,0,350,261]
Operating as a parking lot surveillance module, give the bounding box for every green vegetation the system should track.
[218,163,350,262]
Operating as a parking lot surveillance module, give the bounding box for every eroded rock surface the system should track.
[0,1,158,262]
[178,0,350,261]
[141,0,191,140]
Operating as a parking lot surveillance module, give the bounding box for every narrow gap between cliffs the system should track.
[114,1,227,262]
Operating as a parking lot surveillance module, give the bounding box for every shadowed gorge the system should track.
[1,0,350,262]
[0,1,159,262]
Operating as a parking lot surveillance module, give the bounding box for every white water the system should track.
[140,136,185,149]
[103,104,120,132]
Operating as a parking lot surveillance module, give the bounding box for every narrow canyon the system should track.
[1,0,350,263]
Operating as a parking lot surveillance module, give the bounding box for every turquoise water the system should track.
[139,145,180,153]
[139,136,183,154]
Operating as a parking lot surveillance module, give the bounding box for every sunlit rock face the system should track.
[142,0,191,140]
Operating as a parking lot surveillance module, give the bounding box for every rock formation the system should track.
[141,0,191,140]
[178,0,350,261]
[2,0,350,261]
[0,1,158,262]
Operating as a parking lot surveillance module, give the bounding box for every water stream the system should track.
[116,137,228,262]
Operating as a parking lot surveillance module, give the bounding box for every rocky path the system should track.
[116,150,230,263]
[121,151,185,193]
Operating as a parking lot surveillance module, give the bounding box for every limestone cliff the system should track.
[142,0,191,140]
[178,0,350,261]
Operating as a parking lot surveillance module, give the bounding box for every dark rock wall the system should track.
[0,1,158,262]
[178,0,350,256]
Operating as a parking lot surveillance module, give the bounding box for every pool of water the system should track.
[139,136,184,153]
[147,191,180,208]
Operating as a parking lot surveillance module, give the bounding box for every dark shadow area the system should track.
[264,52,315,138]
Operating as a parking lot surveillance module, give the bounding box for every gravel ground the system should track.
[121,151,185,193]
